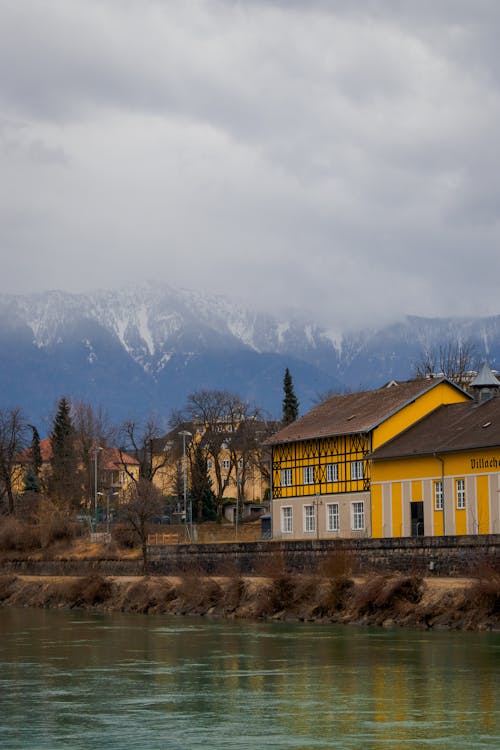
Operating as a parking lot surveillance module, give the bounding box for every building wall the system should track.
[272,433,370,500]
[372,447,500,536]
[272,491,371,540]
[270,381,468,540]
[371,381,469,450]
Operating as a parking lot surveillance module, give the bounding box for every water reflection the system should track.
[0,608,499,749]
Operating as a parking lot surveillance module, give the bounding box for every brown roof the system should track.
[371,397,500,460]
[265,378,466,446]
[18,438,139,468]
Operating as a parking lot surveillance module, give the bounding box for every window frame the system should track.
[456,478,466,510]
[350,460,364,481]
[326,502,339,532]
[281,506,293,534]
[351,501,365,531]
[434,480,443,511]
[304,504,316,533]
[281,468,292,487]
[303,465,315,485]
[326,463,338,483]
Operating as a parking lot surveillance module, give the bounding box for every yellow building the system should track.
[152,419,272,508]
[266,378,469,540]
[371,365,500,537]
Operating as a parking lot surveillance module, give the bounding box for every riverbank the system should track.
[1,570,499,631]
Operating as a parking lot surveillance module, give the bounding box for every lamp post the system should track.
[92,445,103,532]
[178,430,192,540]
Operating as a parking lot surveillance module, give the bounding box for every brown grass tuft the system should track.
[64,574,113,606]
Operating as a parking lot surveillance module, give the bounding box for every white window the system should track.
[350,461,364,481]
[327,503,339,532]
[281,468,292,487]
[238,458,244,468]
[281,506,293,534]
[207,459,213,470]
[434,480,443,510]
[119,470,126,484]
[222,459,230,471]
[303,465,315,485]
[456,479,465,510]
[352,501,365,531]
[304,504,316,533]
[326,463,338,483]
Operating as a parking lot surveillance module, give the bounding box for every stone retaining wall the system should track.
[0,535,498,577]
[148,534,500,577]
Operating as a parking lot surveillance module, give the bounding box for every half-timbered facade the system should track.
[266,378,469,540]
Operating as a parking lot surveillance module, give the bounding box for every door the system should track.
[410,501,424,537]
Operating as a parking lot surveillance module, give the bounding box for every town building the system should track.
[266,377,469,539]
[15,437,140,503]
[371,363,500,537]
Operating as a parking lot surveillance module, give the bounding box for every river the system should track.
[0,608,499,749]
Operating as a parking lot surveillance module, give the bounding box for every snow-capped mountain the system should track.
[0,283,499,431]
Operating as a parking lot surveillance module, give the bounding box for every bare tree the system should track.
[311,386,352,406]
[72,401,115,503]
[118,478,165,572]
[118,416,170,483]
[184,390,249,521]
[414,340,478,389]
[0,407,29,514]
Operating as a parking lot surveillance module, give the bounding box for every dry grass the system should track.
[63,574,113,606]
[0,518,39,552]
[350,574,423,619]
[173,574,222,614]
[0,574,18,601]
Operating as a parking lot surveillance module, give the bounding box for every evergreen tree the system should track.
[282,368,299,425]
[23,465,40,494]
[190,443,216,522]
[49,397,81,506]
[26,425,43,492]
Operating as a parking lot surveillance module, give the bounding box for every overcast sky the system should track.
[1,1,500,330]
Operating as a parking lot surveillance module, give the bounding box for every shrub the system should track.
[465,568,500,615]
[112,523,138,549]
[35,499,77,548]
[0,574,18,601]
[65,575,112,606]
[351,574,423,618]
[0,517,40,552]
[174,575,222,614]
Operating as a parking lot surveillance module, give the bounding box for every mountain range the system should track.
[0,283,499,433]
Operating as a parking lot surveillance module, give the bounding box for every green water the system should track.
[0,608,499,749]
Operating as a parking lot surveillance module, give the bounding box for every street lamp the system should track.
[178,430,192,540]
[92,445,103,532]
[98,490,119,535]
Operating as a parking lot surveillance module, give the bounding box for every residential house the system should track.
[15,437,140,504]
[152,418,274,514]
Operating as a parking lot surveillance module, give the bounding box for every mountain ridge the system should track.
[0,284,499,431]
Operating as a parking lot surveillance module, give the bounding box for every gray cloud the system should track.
[1,0,500,330]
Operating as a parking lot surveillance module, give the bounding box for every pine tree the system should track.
[25,425,43,493]
[49,397,81,506]
[190,443,216,522]
[23,465,40,494]
[282,368,299,425]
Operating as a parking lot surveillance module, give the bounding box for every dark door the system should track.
[410,501,424,537]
